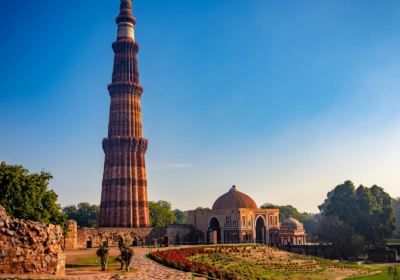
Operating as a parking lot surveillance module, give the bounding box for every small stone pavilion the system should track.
[278,216,307,245]
[187,186,280,245]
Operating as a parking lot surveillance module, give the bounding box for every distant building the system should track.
[187,186,280,244]
[278,216,307,245]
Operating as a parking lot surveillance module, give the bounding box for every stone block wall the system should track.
[64,220,77,249]
[75,227,168,248]
[0,205,65,276]
[64,223,197,249]
[368,247,398,263]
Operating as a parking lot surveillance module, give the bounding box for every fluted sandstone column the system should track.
[99,0,150,228]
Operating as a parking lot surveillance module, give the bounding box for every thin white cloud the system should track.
[147,161,193,169]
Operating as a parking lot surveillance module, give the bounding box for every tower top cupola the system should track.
[116,0,136,40]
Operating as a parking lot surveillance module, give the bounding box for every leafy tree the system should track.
[392,197,400,234]
[195,207,211,210]
[172,209,187,224]
[259,203,278,209]
[318,190,334,215]
[314,215,364,260]
[62,202,100,228]
[0,162,67,228]
[326,181,396,246]
[148,200,176,227]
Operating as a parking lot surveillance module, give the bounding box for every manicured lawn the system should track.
[387,239,400,244]
[343,265,390,280]
[149,245,374,280]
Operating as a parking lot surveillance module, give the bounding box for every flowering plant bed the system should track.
[148,245,374,280]
[148,246,239,279]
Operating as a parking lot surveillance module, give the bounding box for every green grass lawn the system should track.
[343,265,392,280]
[387,239,400,244]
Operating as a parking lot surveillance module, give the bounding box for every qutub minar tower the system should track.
[99,0,150,227]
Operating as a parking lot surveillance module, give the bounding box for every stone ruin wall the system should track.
[65,223,199,249]
[0,205,65,276]
[368,247,398,263]
[64,220,77,249]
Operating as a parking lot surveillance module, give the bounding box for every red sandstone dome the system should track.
[212,186,258,210]
[280,215,303,230]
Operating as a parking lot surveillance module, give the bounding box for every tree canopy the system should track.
[172,209,187,224]
[148,200,176,227]
[62,202,100,228]
[318,190,334,215]
[324,181,396,246]
[0,162,66,228]
[392,197,400,235]
[314,215,364,259]
[195,207,211,210]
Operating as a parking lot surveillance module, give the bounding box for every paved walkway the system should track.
[128,249,191,280]
[0,247,193,280]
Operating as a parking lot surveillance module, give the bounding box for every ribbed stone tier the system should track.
[99,0,150,228]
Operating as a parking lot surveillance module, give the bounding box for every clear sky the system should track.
[1,0,400,213]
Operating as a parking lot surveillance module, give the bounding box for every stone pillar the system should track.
[64,220,77,249]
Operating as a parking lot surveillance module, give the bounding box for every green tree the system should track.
[318,190,334,215]
[326,181,396,246]
[172,209,187,224]
[195,207,210,210]
[392,197,400,234]
[0,162,67,228]
[62,202,100,228]
[259,203,278,209]
[148,200,176,227]
[314,215,364,260]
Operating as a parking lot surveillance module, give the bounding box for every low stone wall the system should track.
[64,223,201,249]
[0,205,65,276]
[368,247,398,263]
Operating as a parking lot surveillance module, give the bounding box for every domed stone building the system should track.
[278,215,307,245]
[187,186,280,244]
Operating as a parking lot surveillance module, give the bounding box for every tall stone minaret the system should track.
[99,0,150,228]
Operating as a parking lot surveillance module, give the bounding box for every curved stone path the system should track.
[128,249,191,280]
[0,247,193,280]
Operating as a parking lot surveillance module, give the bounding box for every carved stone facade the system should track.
[187,186,280,244]
[0,205,65,276]
[278,216,307,245]
[100,0,150,228]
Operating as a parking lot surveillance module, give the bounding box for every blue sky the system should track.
[1,0,400,213]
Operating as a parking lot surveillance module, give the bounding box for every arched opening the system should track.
[243,232,249,243]
[175,234,181,245]
[256,217,265,244]
[226,233,230,244]
[132,237,138,246]
[209,217,221,244]
[233,234,238,244]
[86,237,92,248]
